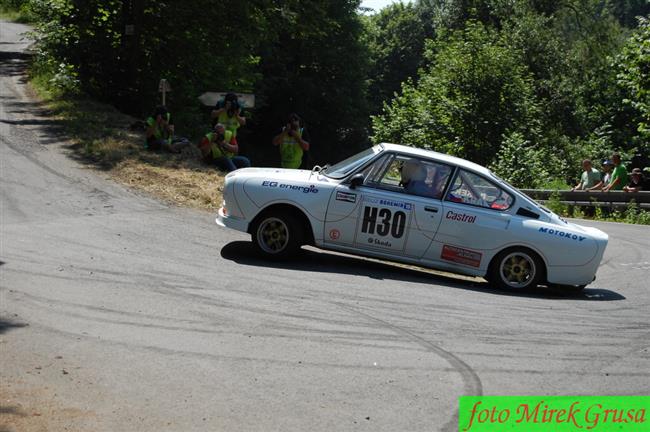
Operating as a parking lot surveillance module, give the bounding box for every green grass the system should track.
[0,6,34,23]
[552,200,650,225]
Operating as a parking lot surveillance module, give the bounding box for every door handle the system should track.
[424,206,439,213]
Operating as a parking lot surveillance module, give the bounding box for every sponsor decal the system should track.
[361,206,407,239]
[329,229,341,240]
[262,181,318,194]
[366,237,392,247]
[378,198,412,211]
[538,227,586,242]
[441,245,482,267]
[365,197,379,205]
[336,191,357,203]
[446,210,476,223]
[354,196,412,251]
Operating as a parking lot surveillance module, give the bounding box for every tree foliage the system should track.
[615,15,650,147]
[8,0,650,182]
[372,21,540,167]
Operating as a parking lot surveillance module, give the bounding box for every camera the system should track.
[226,100,239,116]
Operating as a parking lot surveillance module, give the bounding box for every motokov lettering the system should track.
[538,227,586,242]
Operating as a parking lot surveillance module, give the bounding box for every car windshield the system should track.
[321,146,382,179]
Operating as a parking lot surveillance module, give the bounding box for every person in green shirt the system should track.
[272,113,311,169]
[603,153,628,191]
[145,106,191,153]
[572,159,602,191]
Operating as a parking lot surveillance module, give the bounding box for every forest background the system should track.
[1,0,649,189]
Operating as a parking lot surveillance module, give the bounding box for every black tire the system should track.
[489,247,544,290]
[251,211,304,259]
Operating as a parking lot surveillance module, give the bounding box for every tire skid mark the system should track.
[14,319,461,373]
[11,289,414,348]
[333,301,483,432]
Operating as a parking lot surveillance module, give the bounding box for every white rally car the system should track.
[216,144,608,291]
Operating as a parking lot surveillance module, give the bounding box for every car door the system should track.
[323,153,454,259]
[425,169,515,271]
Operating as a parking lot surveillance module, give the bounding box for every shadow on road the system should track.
[0,50,31,78]
[0,317,28,334]
[221,241,625,301]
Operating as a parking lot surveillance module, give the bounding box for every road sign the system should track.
[198,92,255,108]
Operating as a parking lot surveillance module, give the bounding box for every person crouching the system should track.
[199,123,250,172]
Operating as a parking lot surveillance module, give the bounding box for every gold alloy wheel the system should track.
[499,251,537,288]
[256,217,289,254]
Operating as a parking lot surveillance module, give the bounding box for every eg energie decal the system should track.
[262,181,318,193]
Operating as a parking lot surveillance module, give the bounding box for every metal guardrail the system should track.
[520,190,650,210]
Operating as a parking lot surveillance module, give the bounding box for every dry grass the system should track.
[113,158,224,210]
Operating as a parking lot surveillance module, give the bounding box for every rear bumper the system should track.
[215,207,249,233]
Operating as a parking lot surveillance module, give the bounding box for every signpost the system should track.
[158,79,172,106]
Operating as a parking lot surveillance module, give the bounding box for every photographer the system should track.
[272,113,310,169]
[210,92,246,140]
[144,106,192,153]
[198,123,250,172]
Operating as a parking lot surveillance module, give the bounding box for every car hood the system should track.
[227,167,335,185]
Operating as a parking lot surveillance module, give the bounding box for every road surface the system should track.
[1,20,649,432]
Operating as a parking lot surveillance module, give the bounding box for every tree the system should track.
[372,21,540,167]
[250,0,370,166]
[362,2,428,114]
[615,15,650,149]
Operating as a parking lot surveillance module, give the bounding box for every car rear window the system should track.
[446,169,514,210]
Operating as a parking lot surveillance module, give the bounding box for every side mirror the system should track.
[349,173,365,189]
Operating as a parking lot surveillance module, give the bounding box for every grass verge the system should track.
[0,6,34,23]
[29,78,225,211]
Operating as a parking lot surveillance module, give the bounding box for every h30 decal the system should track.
[354,199,413,252]
[361,206,406,239]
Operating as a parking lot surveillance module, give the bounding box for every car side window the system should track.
[365,155,453,199]
[446,169,514,210]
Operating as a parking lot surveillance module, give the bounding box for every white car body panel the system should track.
[216,144,608,288]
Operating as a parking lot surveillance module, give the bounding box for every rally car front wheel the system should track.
[489,247,544,290]
[251,211,303,259]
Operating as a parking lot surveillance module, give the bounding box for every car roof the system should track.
[379,143,493,177]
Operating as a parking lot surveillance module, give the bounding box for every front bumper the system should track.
[215,207,249,233]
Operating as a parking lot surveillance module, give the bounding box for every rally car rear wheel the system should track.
[489,248,543,290]
[252,211,303,258]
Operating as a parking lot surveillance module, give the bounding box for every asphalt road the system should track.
[1,21,649,432]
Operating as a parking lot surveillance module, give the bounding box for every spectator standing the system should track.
[598,160,613,189]
[572,159,602,191]
[211,93,246,140]
[272,113,311,169]
[623,168,646,192]
[198,123,250,172]
[603,153,628,191]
